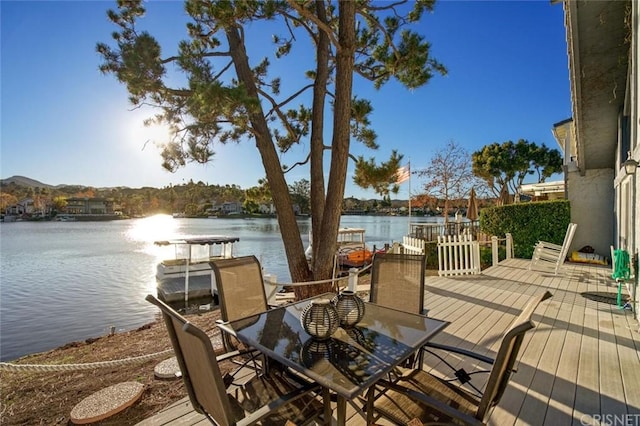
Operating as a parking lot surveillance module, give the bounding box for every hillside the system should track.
[0,175,53,188]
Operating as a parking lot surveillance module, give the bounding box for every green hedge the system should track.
[480,200,571,259]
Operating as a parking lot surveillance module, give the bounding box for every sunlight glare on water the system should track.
[126,214,177,245]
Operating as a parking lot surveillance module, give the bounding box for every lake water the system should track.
[0,214,441,361]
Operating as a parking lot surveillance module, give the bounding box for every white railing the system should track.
[437,234,481,276]
[493,233,513,266]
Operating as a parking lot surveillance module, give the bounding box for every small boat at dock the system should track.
[336,228,374,268]
[154,235,239,304]
[306,227,375,269]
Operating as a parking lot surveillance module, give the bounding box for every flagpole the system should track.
[408,160,411,236]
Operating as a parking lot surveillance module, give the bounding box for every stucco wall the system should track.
[567,168,614,257]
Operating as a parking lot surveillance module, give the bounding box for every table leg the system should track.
[336,395,347,425]
[323,387,332,425]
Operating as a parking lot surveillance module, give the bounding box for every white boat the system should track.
[154,235,239,304]
[55,214,77,222]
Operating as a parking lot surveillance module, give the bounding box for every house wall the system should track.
[631,0,639,320]
[568,168,614,257]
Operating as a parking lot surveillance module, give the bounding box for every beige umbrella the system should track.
[466,187,478,221]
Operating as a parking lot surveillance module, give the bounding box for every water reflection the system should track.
[125,214,178,243]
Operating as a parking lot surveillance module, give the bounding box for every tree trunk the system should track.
[309,0,330,275]
[315,1,356,280]
[226,26,312,285]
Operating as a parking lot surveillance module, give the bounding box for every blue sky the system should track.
[1,0,571,199]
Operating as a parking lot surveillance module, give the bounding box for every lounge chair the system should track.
[365,291,552,425]
[529,223,577,275]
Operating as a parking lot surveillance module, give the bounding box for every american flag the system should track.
[395,164,410,184]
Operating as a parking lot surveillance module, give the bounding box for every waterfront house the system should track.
[5,198,35,216]
[555,0,639,320]
[222,201,242,215]
[65,197,114,215]
[258,203,276,214]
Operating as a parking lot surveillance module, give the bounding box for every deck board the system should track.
[138,259,640,426]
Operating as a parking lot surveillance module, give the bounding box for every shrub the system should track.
[480,200,570,259]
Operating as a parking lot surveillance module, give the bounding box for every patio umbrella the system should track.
[466,187,478,221]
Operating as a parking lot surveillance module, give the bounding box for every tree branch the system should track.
[284,152,311,173]
[260,83,314,116]
[285,0,341,53]
[161,51,231,64]
[357,10,401,59]
[214,60,234,81]
[285,145,355,173]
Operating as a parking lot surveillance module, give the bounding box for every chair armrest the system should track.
[215,349,244,362]
[423,342,495,365]
[536,250,567,260]
[536,241,563,251]
[372,379,485,426]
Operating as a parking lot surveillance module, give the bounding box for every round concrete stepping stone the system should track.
[154,356,181,379]
[70,381,144,424]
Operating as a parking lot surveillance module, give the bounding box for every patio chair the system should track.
[369,252,427,367]
[369,252,427,316]
[210,256,269,353]
[529,223,577,275]
[365,290,552,426]
[146,294,323,426]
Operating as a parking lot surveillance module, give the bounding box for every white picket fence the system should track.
[437,234,481,276]
[401,236,426,255]
[402,233,513,276]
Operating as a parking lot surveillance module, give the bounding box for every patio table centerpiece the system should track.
[332,290,365,327]
[301,298,339,340]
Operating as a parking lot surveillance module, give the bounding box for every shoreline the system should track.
[0,307,227,425]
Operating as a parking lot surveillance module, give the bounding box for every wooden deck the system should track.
[138,258,640,425]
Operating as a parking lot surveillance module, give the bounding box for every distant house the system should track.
[65,197,114,214]
[223,201,242,214]
[259,203,276,215]
[210,200,243,215]
[519,181,565,201]
[5,198,34,215]
[5,197,51,218]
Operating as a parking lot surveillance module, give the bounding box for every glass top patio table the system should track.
[217,292,449,401]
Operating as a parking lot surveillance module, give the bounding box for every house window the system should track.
[619,112,630,165]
